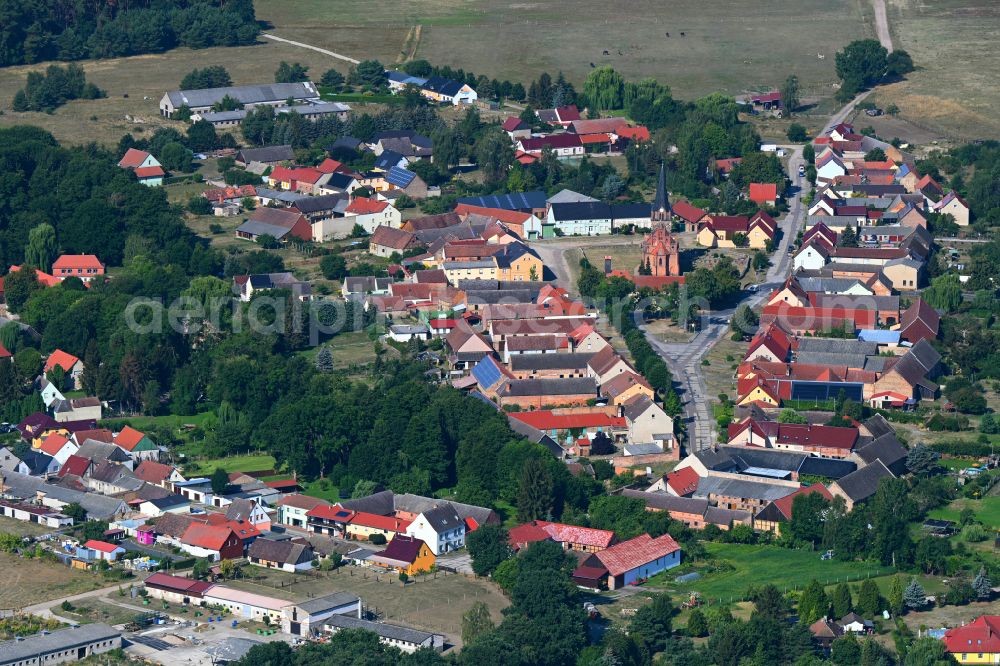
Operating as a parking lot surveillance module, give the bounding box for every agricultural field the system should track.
[0,553,108,609]
[256,0,868,103]
[875,0,1000,140]
[0,40,365,147]
[225,566,508,647]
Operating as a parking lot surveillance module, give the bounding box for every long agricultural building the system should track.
[0,623,121,666]
[159,82,320,117]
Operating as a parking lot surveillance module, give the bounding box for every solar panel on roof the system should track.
[741,467,792,479]
[791,381,863,402]
[472,357,503,388]
[387,166,416,188]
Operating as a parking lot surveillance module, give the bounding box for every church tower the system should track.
[650,161,671,223]
[641,162,680,276]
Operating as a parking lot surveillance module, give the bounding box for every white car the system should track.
[798,164,806,176]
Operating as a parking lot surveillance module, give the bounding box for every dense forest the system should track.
[0,0,259,66]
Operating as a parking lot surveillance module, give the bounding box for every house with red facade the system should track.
[51,255,105,283]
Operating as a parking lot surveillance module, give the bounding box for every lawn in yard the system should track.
[297,478,342,503]
[101,412,215,448]
[61,599,144,627]
[182,453,277,477]
[701,333,748,403]
[928,496,1000,529]
[0,516,57,538]
[660,543,894,604]
[225,565,508,648]
[0,553,109,609]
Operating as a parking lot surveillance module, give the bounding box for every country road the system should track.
[872,0,894,52]
[262,33,360,65]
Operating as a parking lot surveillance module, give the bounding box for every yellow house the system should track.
[737,381,780,407]
[943,615,1000,664]
[496,243,544,282]
[603,371,655,406]
[443,259,498,286]
[367,535,436,576]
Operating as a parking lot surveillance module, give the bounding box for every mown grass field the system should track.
[0,553,108,609]
[182,453,277,476]
[875,0,1000,140]
[662,543,894,603]
[928,496,1000,529]
[0,40,365,147]
[255,0,867,102]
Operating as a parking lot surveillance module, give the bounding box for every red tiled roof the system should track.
[270,166,323,187]
[114,426,147,451]
[775,423,858,450]
[519,134,583,151]
[135,166,165,178]
[716,157,743,174]
[118,148,152,168]
[509,410,626,431]
[307,504,354,521]
[144,572,214,596]
[44,349,80,373]
[349,511,411,532]
[0,341,9,359]
[508,522,552,549]
[72,428,113,444]
[38,433,72,456]
[502,117,527,132]
[346,196,389,215]
[52,255,103,271]
[317,158,345,174]
[665,467,700,496]
[8,265,60,288]
[770,484,833,520]
[181,523,236,551]
[203,185,256,203]
[84,539,122,553]
[749,183,778,204]
[134,461,176,484]
[58,454,90,478]
[616,126,650,141]
[595,533,680,576]
[671,200,707,224]
[943,616,1000,655]
[455,204,533,226]
[535,520,615,548]
[263,478,300,491]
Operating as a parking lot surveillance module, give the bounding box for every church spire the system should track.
[651,162,671,222]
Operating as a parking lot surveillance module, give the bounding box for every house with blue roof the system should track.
[857,329,901,347]
[386,71,477,105]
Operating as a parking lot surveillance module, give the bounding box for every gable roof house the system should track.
[44,349,84,390]
[367,535,436,576]
[247,538,315,573]
[179,523,244,561]
[114,426,159,461]
[236,207,312,243]
[51,255,105,283]
[117,149,164,186]
[405,504,466,555]
[236,145,296,166]
[829,460,894,510]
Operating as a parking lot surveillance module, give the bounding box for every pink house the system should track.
[137,525,157,546]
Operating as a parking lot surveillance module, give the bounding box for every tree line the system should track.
[0,0,259,66]
[12,63,104,112]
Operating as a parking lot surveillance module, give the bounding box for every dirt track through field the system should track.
[262,33,360,64]
[872,0,894,51]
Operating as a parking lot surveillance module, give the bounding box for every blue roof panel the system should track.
[472,356,503,389]
[387,165,417,188]
[457,191,547,211]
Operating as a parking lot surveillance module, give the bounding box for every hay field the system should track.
[255,0,869,101]
[0,39,381,147]
[874,0,1000,140]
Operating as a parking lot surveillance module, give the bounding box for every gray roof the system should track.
[502,377,596,397]
[855,433,908,468]
[862,414,895,439]
[694,476,796,503]
[622,490,709,515]
[339,490,395,516]
[167,83,319,110]
[393,493,495,526]
[623,442,665,456]
[692,447,738,472]
[419,504,464,532]
[295,591,360,615]
[277,101,351,116]
[834,460,893,502]
[907,339,941,372]
[548,189,599,204]
[325,615,438,645]
[145,494,189,509]
[75,439,127,462]
[1,470,126,520]
[225,498,259,522]
[723,447,807,473]
[198,109,248,122]
[237,145,296,164]
[236,220,294,240]
[509,353,594,372]
[797,457,857,479]
[293,193,349,214]
[0,623,120,664]
[796,338,879,356]
[622,395,659,423]
[795,277,867,294]
[255,187,308,204]
[247,539,313,567]
[704,506,753,526]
